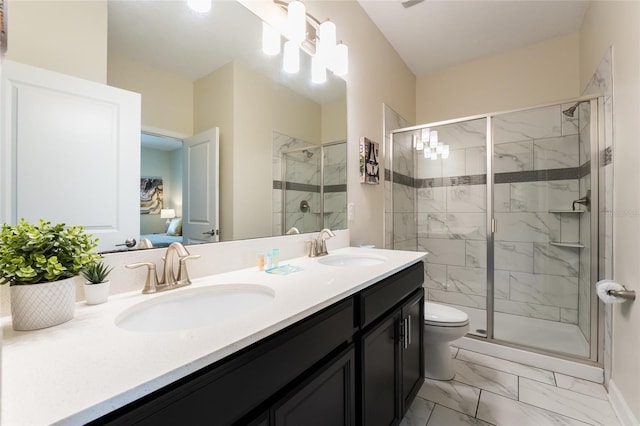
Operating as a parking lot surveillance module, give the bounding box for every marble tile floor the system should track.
[401,347,619,426]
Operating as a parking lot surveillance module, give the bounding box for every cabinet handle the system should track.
[407,315,412,346]
[403,317,409,349]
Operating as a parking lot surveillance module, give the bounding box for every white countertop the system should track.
[1,247,426,425]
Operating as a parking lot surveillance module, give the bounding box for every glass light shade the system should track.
[412,135,418,148]
[287,1,306,43]
[318,20,336,64]
[436,142,444,154]
[187,0,211,13]
[416,140,424,151]
[262,22,281,56]
[423,148,431,159]
[430,151,438,160]
[421,127,430,142]
[332,43,348,76]
[442,150,450,160]
[311,55,327,84]
[283,40,300,73]
[429,130,438,148]
[443,145,450,155]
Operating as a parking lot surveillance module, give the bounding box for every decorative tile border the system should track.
[386,167,584,189]
[272,181,346,193]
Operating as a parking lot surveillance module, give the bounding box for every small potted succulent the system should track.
[82,261,113,305]
[0,219,101,330]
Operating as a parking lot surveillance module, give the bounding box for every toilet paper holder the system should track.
[607,288,636,301]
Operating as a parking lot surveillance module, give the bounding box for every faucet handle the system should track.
[305,239,318,257]
[177,254,200,284]
[126,262,159,294]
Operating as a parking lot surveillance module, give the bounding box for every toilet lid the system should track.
[424,302,469,327]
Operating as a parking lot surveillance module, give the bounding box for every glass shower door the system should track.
[491,101,594,358]
[282,146,321,234]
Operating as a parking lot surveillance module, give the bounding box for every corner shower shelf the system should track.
[550,241,585,248]
[549,210,585,214]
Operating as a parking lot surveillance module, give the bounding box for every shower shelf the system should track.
[550,241,585,248]
[549,210,585,214]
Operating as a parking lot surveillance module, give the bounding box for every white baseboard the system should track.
[608,379,640,426]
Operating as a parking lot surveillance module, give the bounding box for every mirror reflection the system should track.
[7,1,347,251]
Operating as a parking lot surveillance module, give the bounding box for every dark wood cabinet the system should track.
[358,262,425,426]
[92,261,424,426]
[272,345,355,426]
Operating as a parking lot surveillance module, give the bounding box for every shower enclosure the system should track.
[272,136,347,235]
[388,98,602,362]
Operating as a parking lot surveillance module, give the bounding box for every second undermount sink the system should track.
[318,254,387,267]
[115,284,275,333]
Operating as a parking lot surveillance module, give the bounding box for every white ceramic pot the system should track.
[84,280,110,305]
[10,277,77,331]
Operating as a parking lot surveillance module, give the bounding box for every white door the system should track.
[182,128,220,244]
[0,61,141,252]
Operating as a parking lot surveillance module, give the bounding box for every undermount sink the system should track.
[115,284,275,333]
[318,254,387,267]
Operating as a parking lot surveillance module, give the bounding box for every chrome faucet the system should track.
[126,242,200,294]
[314,228,335,257]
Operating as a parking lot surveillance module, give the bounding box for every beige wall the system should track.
[416,32,580,123]
[233,61,322,240]
[194,62,235,241]
[6,0,107,83]
[321,99,347,144]
[108,52,193,136]
[305,1,417,248]
[581,1,640,421]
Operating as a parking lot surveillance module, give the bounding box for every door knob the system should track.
[116,238,137,248]
[202,229,218,236]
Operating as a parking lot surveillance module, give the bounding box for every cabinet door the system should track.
[360,312,401,426]
[273,345,355,426]
[401,289,424,415]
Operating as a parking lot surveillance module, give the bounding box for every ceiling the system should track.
[357,0,589,76]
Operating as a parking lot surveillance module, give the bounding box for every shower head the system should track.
[562,100,589,118]
[302,149,314,159]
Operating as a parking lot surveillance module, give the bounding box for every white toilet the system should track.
[423,302,470,380]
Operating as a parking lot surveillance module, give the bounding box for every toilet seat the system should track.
[424,302,469,327]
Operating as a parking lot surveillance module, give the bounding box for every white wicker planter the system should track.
[10,277,76,331]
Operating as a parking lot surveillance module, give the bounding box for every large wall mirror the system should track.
[112,0,348,247]
[6,0,347,251]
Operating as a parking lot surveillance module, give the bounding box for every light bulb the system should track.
[287,1,306,43]
[332,42,348,76]
[429,130,438,148]
[283,40,300,73]
[187,0,211,13]
[436,142,444,154]
[412,135,418,149]
[421,127,430,142]
[262,22,281,56]
[311,54,327,84]
[318,20,336,65]
[424,148,431,159]
[430,151,438,160]
[416,140,424,151]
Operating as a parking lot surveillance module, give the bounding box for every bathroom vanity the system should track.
[1,247,425,425]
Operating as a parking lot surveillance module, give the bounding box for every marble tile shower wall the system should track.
[383,104,414,250]
[419,107,590,326]
[271,133,347,235]
[272,132,316,235]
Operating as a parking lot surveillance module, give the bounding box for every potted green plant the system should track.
[0,219,101,330]
[82,261,113,305]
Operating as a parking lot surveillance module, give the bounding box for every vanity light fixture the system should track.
[421,127,431,143]
[263,0,349,81]
[262,22,281,55]
[429,130,438,149]
[187,0,211,13]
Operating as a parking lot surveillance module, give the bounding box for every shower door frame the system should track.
[389,95,604,365]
